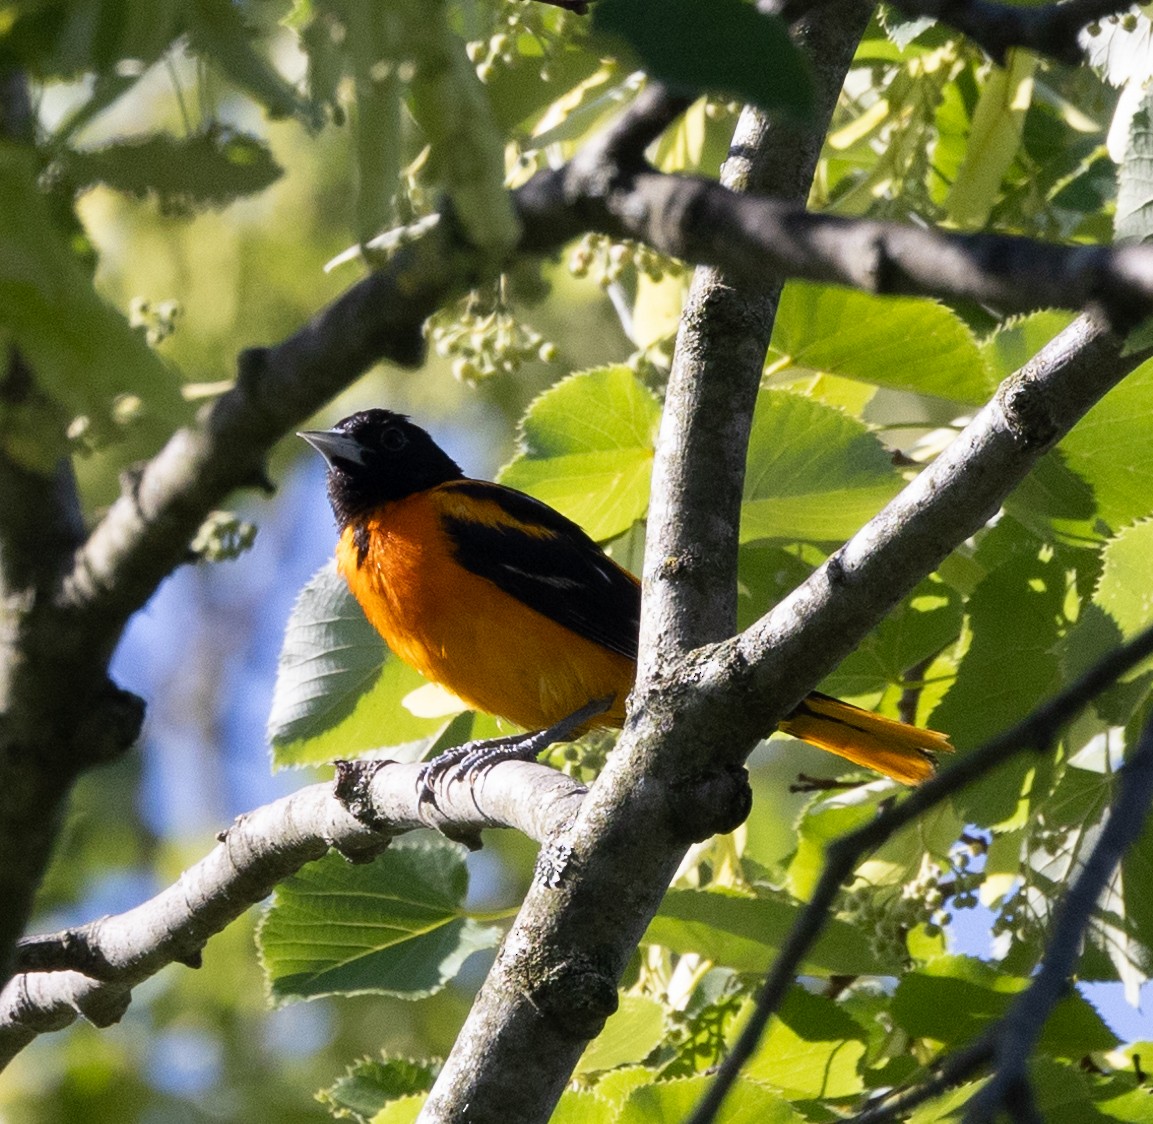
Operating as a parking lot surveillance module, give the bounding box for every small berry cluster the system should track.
[427,286,557,381]
[568,233,678,288]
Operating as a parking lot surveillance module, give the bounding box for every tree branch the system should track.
[0,759,586,1069]
[887,0,1131,65]
[0,68,131,983]
[772,0,1134,64]
[641,0,874,674]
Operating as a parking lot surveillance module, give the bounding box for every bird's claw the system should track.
[414,696,613,824]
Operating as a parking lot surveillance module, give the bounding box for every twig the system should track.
[686,621,1153,1124]
[855,1037,996,1123]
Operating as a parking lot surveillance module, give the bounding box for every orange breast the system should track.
[336,493,635,732]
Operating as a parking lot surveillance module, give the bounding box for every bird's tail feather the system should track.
[779,691,951,785]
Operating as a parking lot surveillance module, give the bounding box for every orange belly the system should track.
[336,496,635,732]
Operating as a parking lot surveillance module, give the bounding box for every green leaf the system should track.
[892,956,1118,1055]
[618,1074,805,1124]
[819,574,964,703]
[268,563,463,768]
[553,1089,617,1124]
[0,143,185,466]
[979,310,1076,386]
[591,1066,661,1110]
[0,0,184,77]
[930,532,1066,826]
[740,988,866,1098]
[576,994,666,1074]
[736,544,815,632]
[786,790,875,901]
[187,0,324,127]
[1094,520,1153,640]
[1002,449,1100,546]
[499,366,660,541]
[317,1055,437,1123]
[59,130,282,212]
[373,1094,427,1124]
[1060,357,1153,532]
[1116,91,1153,243]
[768,281,991,404]
[945,49,1036,228]
[592,0,813,121]
[257,842,499,1002]
[646,888,899,976]
[741,390,903,545]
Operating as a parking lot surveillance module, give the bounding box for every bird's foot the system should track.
[416,696,612,820]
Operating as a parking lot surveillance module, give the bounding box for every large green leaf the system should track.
[819,574,964,704]
[576,994,666,1075]
[768,282,991,404]
[944,49,1036,228]
[1116,91,1153,244]
[59,130,282,212]
[499,366,660,541]
[553,1089,617,1124]
[317,1055,437,1122]
[258,841,499,1002]
[0,143,185,467]
[741,390,903,544]
[739,988,866,1099]
[267,563,462,769]
[979,310,1076,386]
[1094,520,1153,640]
[892,956,1118,1056]
[1002,449,1100,546]
[1060,358,1153,533]
[646,887,899,976]
[618,1074,805,1124]
[592,0,813,122]
[931,531,1066,826]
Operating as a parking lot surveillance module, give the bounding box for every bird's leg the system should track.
[416,695,612,814]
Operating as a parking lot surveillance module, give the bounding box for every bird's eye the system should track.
[380,427,408,452]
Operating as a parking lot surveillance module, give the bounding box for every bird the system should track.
[300,408,951,787]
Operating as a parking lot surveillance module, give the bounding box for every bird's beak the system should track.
[298,428,368,468]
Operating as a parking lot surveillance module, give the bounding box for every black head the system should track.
[299,409,464,527]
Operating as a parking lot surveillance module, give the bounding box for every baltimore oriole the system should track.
[301,409,951,785]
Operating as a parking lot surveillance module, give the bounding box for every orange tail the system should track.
[778,691,952,785]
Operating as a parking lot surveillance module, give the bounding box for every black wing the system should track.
[438,480,640,660]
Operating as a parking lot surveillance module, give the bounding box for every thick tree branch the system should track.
[690,620,1153,1124]
[0,759,586,1068]
[641,0,874,674]
[0,68,130,983]
[417,6,873,1120]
